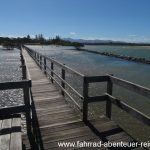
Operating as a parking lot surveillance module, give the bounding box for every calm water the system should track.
[28,45,150,142]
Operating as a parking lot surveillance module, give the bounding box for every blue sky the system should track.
[0,0,150,42]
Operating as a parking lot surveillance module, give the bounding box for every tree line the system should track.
[0,34,84,49]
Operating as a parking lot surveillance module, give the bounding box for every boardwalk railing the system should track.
[0,80,31,117]
[23,45,150,127]
[0,49,32,135]
[23,45,84,111]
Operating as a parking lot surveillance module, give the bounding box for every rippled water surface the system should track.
[28,45,150,142]
[0,46,23,107]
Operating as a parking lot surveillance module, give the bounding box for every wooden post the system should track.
[40,56,42,69]
[22,65,27,80]
[44,57,47,74]
[51,62,54,83]
[37,54,39,64]
[106,76,113,119]
[20,53,25,66]
[21,58,24,66]
[35,53,37,62]
[61,68,65,95]
[34,52,36,59]
[83,76,88,124]
[23,86,32,136]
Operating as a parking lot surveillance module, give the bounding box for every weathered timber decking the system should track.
[22,49,142,150]
[0,114,22,150]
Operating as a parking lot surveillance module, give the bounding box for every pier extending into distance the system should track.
[0,45,150,149]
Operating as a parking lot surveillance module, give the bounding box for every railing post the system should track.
[34,52,36,59]
[35,52,37,62]
[106,75,113,119]
[51,62,54,83]
[21,57,25,65]
[61,67,65,95]
[37,54,39,64]
[22,65,27,80]
[44,57,47,74]
[40,56,42,69]
[23,85,32,137]
[83,76,88,124]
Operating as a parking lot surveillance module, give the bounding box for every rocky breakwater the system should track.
[100,52,150,64]
[76,48,150,64]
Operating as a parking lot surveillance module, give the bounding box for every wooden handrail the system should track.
[0,105,27,117]
[106,94,150,126]
[0,80,31,90]
[108,74,150,99]
[85,76,109,83]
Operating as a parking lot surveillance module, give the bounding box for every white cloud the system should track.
[69,32,77,36]
[128,34,137,37]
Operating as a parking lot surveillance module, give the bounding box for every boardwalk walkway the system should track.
[22,49,140,150]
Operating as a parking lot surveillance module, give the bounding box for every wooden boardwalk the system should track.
[22,50,141,150]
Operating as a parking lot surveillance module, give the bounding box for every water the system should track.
[84,45,150,60]
[0,46,23,107]
[28,45,150,142]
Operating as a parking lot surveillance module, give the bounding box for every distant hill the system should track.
[63,38,150,46]
[63,38,127,44]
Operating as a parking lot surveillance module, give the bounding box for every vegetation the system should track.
[0,35,84,48]
[2,42,15,50]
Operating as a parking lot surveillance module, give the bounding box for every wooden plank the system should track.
[39,116,80,127]
[44,133,98,149]
[39,120,82,129]
[109,75,150,98]
[0,119,12,150]
[42,126,95,142]
[32,88,58,94]
[38,109,73,118]
[32,91,60,97]
[33,96,64,103]
[31,84,55,90]
[10,117,22,150]
[38,112,79,122]
[36,105,70,114]
[36,105,69,112]
[107,131,134,142]
[41,122,85,140]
